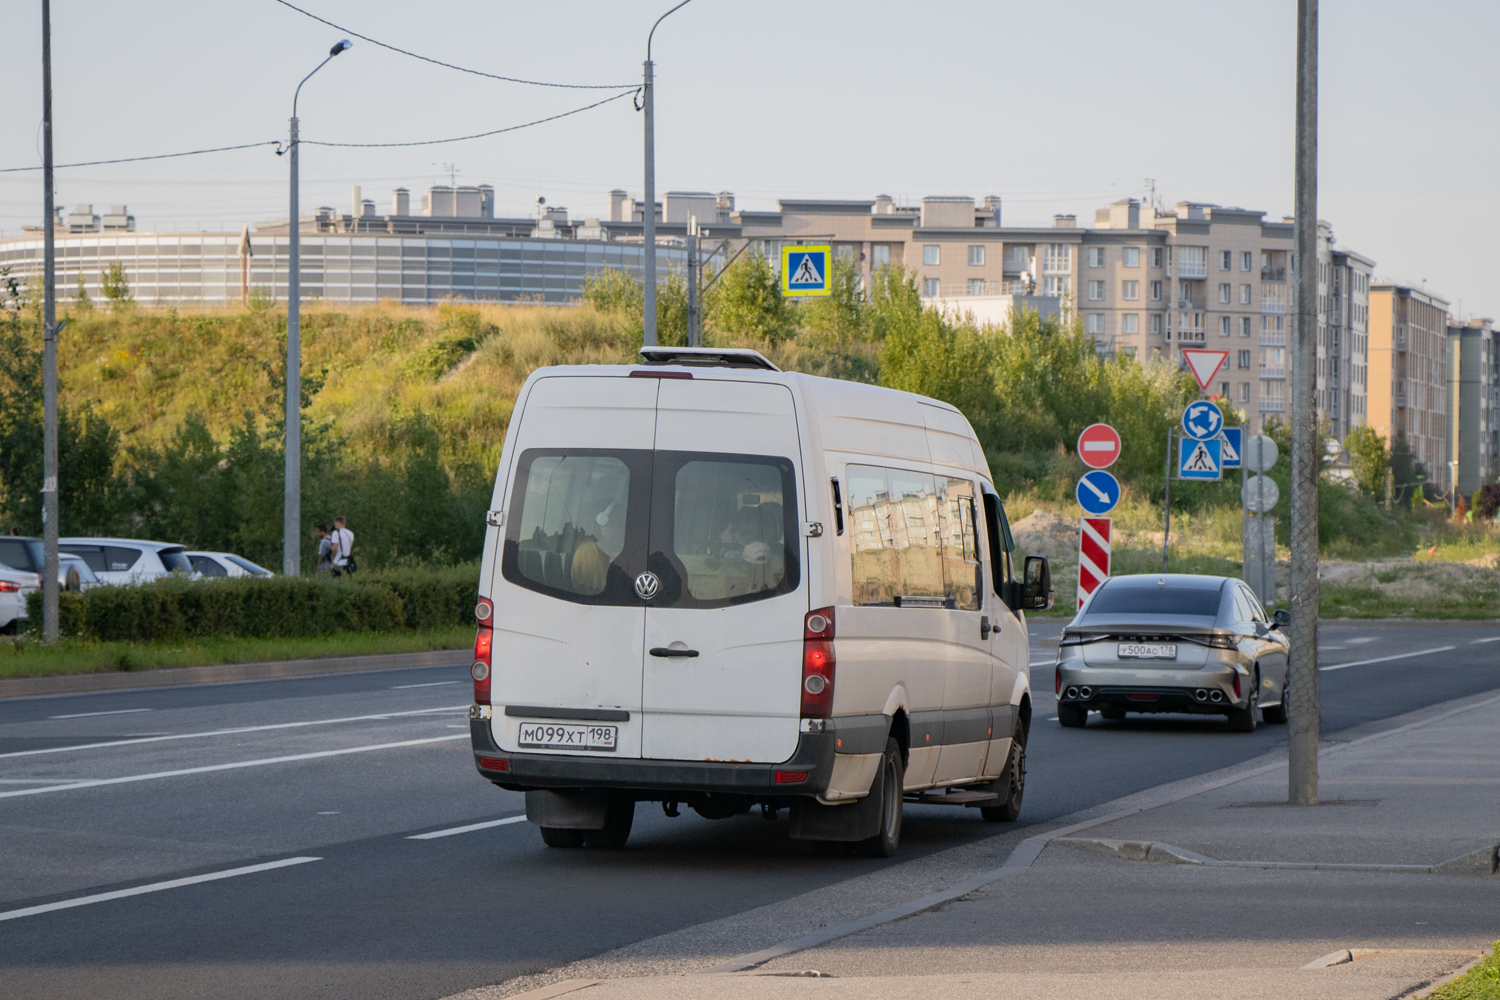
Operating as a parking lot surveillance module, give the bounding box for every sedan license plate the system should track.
[517,721,617,752]
[1117,643,1178,660]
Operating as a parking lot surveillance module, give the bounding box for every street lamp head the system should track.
[330,39,353,56]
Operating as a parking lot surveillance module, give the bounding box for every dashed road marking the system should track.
[1321,646,1456,673]
[392,681,460,689]
[49,708,154,720]
[0,857,321,923]
[0,706,467,760]
[1470,636,1500,645]
[0,735,468,799]
[407,815,527,840]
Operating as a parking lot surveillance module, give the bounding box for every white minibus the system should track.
[468,348,1051,855]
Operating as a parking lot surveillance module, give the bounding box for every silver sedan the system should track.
[1055,574,1290,732]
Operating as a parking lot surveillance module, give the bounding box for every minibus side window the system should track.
[982,490,1017,610]
[939,478,981,611]
[846,466,899,606]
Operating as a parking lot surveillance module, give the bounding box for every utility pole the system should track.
[640,1,692,348]
[1288,0,1320,806]
[284,39,352,578]
[39,0,60,643]
[686,215,699,347]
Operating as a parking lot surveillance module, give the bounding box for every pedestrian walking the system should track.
[331,516,356,575]
[314,524,333,576]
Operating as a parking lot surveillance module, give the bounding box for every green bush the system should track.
[23,565,478,642]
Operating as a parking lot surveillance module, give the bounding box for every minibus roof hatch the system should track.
[636,347,781,371]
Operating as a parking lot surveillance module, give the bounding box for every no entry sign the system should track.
[1076,423,1121,469]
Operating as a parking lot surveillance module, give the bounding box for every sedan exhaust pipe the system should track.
[1208,689,1225,703]
[1065,686,1080,700]
[1193,689,1209,702]
[1078,686,1092,699]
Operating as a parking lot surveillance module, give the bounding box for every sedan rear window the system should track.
[1085,583,1223,618]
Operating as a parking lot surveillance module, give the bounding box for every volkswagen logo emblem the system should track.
[634,572,661,601]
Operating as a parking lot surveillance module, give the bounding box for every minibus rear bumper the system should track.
[470,717,839,796]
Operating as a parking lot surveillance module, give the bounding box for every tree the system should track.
[74,274,92,311]
[579,266,688,346]
[1344,424,1389,498]
[799,252,867,343]
[1389,429,1416,502]
[101,262,131,305]
[704,250,795,346]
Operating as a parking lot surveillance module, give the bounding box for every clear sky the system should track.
[3,0,1496,318]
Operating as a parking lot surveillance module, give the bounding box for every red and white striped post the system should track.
[1077,516,1112,609]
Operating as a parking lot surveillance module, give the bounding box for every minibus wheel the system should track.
[856,738,904,858]
[583,798,635,849]
[981,723,1027,823]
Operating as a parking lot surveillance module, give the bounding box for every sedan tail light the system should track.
[0,581,20,593]
[472,597,494,705]
[800,607,835,719]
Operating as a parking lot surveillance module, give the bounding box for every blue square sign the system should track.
[1220,427,1242,469]
[1179,437,1222,480]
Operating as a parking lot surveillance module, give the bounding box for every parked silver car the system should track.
[57,538,194,585]
[185,551,274,578]
[1055,574,1290,732]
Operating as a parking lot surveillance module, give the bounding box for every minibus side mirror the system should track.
[1022,556,1051,611]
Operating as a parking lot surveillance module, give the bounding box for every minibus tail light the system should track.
[472,597,494,705]
[801,607,835,719]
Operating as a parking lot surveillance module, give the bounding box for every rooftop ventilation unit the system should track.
[636,346,780,371]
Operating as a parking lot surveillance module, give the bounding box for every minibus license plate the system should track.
[517,722,617,752]
[1117,643,1177,660]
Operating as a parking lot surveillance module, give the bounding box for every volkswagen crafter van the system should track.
[468,348,1051,855]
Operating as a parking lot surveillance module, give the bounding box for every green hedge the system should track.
[24,565,480,642]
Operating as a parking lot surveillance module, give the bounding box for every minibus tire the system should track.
[856,739,904,858]
[540,826,585,848]
[583,799,635,849]
[981,725,1026,823]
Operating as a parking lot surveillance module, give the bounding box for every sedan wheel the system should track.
[1227,673,1260,733]
[1057,703,1088,728]
[1262,677,1288,725]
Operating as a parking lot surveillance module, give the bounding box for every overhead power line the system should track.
[0,142,282,174]
[301,89,637,148]
[272,0,635,90]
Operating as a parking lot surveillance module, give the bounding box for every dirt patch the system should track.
[1320,558,1500,600]
[1010,509,1078,564]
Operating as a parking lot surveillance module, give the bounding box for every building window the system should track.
[968,245,984,266]
[1042,244,1071,273]
[1150,313,1163,336]
[967,278,986,295]
[1086,314,1105,335]
[1122,314,1139,334]
[1088,280,1105,301]
[922,277,940,297]
[1122,280,1139,301]
[1008,245,1029,267]
[1150,280,1162,301]
[1239,382,1251,402]
[1240,283,1251,304]
[1123,247,1140,268]
[922,245,940,266]
[1241,316,1252,337]
[1123,345,1137,358]
[873,245,890,268]
[1220,381,1230,397]
[1088,247,1106,267]
[1220,315,1232,336]
[1220,250,1232,271]
[1152,247,1164,268]
[1043,275,1069,296]
[1241,251,1253,272]
[1238,350,1251,369]
[1219,282,1232,303]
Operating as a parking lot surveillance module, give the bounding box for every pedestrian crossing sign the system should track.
[1178,437,1222,481]
[781,245,832,297]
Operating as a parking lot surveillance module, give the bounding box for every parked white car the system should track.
[0,565,39,633]
[57,538,194,585]
[185,551,274,578]
[467,347,1051,855]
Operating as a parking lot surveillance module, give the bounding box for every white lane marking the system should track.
[408,815,527,840]
[1029,659,1055,667]
[1345,637,1378,644]
[48,708,153,720]
[1320,646,1457,672]
[0,856,321,923]
[1317,645,1346,651]
[1047,716,1059,722]
[0,778,91,784]
[0,735,468,799]
[1470,636,1500,645]
[392,681,460,689]
[0,706,468,760]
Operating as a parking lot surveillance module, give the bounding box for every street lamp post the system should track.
[283,39,351,577]
[641,0,692,347]
[39,0,60,643]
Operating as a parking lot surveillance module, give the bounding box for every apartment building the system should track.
[1447,318,1498,495]
[1368,282,1451,484]
[1322,227,1375,443]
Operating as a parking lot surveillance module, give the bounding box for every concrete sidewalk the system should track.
[498,690,1500,1000]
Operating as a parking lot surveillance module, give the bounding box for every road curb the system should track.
[0,649,470,700]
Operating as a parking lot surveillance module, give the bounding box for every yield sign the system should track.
[1181,348,1229,391]
[1076,423,1121,469]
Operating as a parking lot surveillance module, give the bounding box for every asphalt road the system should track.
[1,620,1497,1000]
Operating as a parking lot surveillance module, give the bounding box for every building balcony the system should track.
[1395,383,1407,408]
[1261,266,1286,282]
[1261,299,1287,315]
[1259,399,1286,412]
[1260,332,1286,346]
[1177,262,1207,279]
[1260,365,1286,380]
[1396,334,1407,353]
